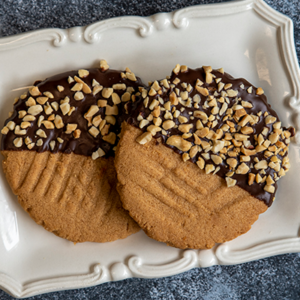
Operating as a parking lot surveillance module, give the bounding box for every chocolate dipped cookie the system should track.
[115,65,294,249]
[1,61,141,243]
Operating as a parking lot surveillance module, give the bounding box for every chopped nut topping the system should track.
[93,85,103,95]
[29,86,41,96]
[236,163,250,174]
[27,141,35,148]
[121,92,131,102]
[162,120,175,130]
[136,132,152,144]
[92,147,105,160]
[227,158,237,169]
[89,126,100,138]
[224,83,232,90]
[6,121,16,130]
[99,119,106,131]
[166,135,192,151]
[212,140,225,153]
[226,89,238,97]
[78,69,89,78]
[241,101,253,108]
[226,177,237,187]
[149,99,159,111]
[68,77,74,84]
[20,121,31,129]
[71,83,83,91]
[182,153,190,162]
[178,124,193,133]
[113,83,126,90]
[194,111,208,122]
[60,102,71,115]
[101,124,110,136]
[103,132,116,144]
[152,106,161,117]
[126,72,137,81]
[101,88,113,99]
[84,105,99,119]
[100,60,109,72]
[256,87,264,95]
[169,92,178,105]
[105,116,116,125]
[54,115,64,129]
[57,137,64,143]
[153,117,162,127]
[211,154,222,165]
[44,102,53,115]
[28,105,43,116]
[197,157,205,169]
[96,100,107,108]
[36,129,47,138]
[26,97,36,107]
[147,125,162,136]
[105,105,118,115]
[173,64,180,75]
[264,184,275,193]
[20,93,27,100]
[18,111,27,118]
[74,92,84,101]
[205,164,215,174]
[178,116,187,124]
[36,97,49,105]
[51,102,59,111]
[92,79,100,87]
[74,76,92,94]
[241,126,253,134]
[42,120,55,129]
[196,86,209,96]
[37,115,44,127]
[1,127,9,135]
[265,115,277,125]
[13,137,23,147]
[180,65,188,72]
[91,115,102,127]
[36,139,43,146]
[57,85,64,92]
[24,137,31,145]
[160,79,170,88]
[111,93,121,105]
[65,123,77,134]
[139,119,150,129]
[50,140,56,151]
[254,160,268,170]
[269,132,279,144]
[248,173,255,185]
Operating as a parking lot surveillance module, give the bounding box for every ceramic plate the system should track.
[0,0,300,297]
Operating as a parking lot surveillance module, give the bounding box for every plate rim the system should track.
[1,0,300,297]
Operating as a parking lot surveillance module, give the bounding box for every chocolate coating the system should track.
[1,68,145,157]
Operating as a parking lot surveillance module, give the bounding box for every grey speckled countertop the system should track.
[0,0,300,299]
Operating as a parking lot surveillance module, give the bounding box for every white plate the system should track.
[0,0,300,298]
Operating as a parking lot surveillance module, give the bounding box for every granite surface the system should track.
[0,0,300,299]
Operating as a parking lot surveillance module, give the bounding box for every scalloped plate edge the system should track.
[1,0,300,298]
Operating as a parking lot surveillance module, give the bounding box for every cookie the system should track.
[1,61,141,242]
[115,65,294,249]
[115,122,268,249]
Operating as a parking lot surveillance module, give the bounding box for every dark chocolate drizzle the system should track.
[1,68,145,157]
[128,67,294,207]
